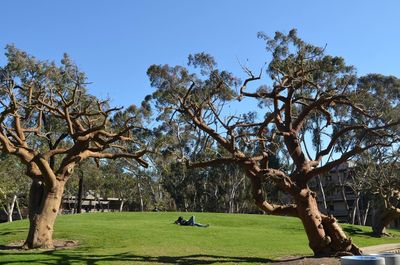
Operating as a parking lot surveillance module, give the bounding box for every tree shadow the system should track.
[0,245,21,251]
[0,250,306,265]
[0,229,26,236]
[343,226,374,237]
[344,225,400,238]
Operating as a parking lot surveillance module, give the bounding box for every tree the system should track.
[354,148,400,236]
[63,159,103,213]
[151,114,259,213]
[147,30,400,256]
[0,154,28,222]
[0,46,148,249]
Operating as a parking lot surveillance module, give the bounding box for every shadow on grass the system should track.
[343,226,375,237]
[0,249,305,264]
[0,245,21,251]
[0,229,26,236]
[343,226,400,238]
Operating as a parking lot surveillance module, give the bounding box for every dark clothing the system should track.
[174,216,209,227]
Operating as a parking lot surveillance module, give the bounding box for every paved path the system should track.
[271,244,400,264]
[361,243,400,254]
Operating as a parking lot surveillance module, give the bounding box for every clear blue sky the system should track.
[1,0,399,108]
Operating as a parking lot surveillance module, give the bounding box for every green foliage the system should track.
[0,154,29,208]
[147,52,239,113]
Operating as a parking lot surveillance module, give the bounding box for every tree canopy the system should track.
[0,45,149,248]
[147,29,400,256]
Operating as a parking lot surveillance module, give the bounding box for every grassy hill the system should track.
[0,212,399,264]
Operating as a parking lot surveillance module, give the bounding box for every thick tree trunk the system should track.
[295,188,362,256]
[372,208,399,237]
[23,179,65,249]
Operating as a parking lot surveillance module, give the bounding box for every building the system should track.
[310,161,399,228]
[61,191,124,213]
[309,161,363,223]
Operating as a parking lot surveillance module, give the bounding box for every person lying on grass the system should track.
[174,216,209,227]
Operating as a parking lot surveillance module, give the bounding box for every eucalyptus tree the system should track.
[336,74,400,228]
[0,154,28,222]
[151,111,257,213]
[0,46,148,249]
[354,148,400,237]
[147,30,400,256]
[63,159,103,213]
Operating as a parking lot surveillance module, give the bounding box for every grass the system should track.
[0,212,399,264]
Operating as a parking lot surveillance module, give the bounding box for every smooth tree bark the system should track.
[76,171,84,214]
[0,46,148,249]
[1,194,18,222]
[316,176,328,214]
[148,30,400,256]
[362,201,370,226]
[15,197,23,220]
[338,175,352,223]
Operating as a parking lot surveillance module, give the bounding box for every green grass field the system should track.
[0,212,399,264]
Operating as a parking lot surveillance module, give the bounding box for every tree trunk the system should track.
[338,177,351,223]
[119,199,125,212]
[76,171,84,214]
[15,197,23,220]
[362,200,370,226]
[316,176,328,214]
[372,213,389,237]
[5,195,17,222]
[372,208,399,237]
[355,196,361,225]
[351,196,360,225]
[23,179,65,249]
[137,181,144,212]
[295,188,362,256]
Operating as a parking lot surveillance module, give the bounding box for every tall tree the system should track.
[147,30,400,256]
[354,148,400,236]
[151,116,258,213]
[0,46,148,249]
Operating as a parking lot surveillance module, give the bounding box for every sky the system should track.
[1,0,400,109]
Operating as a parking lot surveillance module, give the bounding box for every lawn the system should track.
[0,212,399,264]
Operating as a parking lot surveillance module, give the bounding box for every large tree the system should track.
[0,46,148,249]
[354,148,400,236]
[147,30,400,256]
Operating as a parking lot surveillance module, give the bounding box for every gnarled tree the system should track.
[147,30,400,256]
[0,46,148,249]
[354,148,400,237]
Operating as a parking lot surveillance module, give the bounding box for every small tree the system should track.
[0,46,148,249]
[147,30,400,256]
